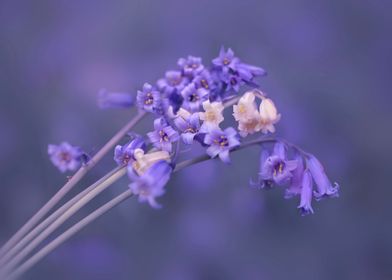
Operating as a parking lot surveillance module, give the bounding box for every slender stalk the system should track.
[0,166,123,266]
[6,191,134,280]
[0,111,146,258]
[4,137,278,279]
[1,167,127,276]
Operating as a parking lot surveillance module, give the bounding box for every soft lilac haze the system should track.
[1,1,391,280]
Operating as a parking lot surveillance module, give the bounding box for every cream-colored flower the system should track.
[199,100,224,131]
[233,91,258,122]
[132,148,171,176]
[238,112,262,137]
[259,98,281,134]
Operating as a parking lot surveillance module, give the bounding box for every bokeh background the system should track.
[1,0,391,279]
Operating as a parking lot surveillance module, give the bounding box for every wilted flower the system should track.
[113,136,146,166]
[136,83,161,113]
[181,83,209,112]
[204,127,240,163]
[174,113,201,145]
[298,169,314,215]
[199,100,224,132]
[48,142,84,173]
[259,98,281,134]
[128,160,172,208]
[259,142,297,186]
[147,118,179,152]
[98,89,134,109]
[178,56,204,76]
[307,155,339,200]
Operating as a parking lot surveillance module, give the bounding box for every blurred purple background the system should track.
[1,0,391,279]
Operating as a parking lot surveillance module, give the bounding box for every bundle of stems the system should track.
[0,98,278,279]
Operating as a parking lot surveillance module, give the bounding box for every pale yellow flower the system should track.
[132,149,171,176]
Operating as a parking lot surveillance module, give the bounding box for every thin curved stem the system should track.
[1,167,127,276]
[0,166,123,266]
[0,111,146,259]
[4,136,279,278]
[6,191,134,280]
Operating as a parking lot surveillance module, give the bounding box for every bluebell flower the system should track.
[192,69,216,92]
[136,83,161,113]
[237,63,266,80]
[157,70,189,95]
[113,136,146,166]
[212,47,240,72]
[204,127,240,163]
[147,118,179,152]
[284,154,304,198]
[298,169,314,216]
[178,55,204,76]
[307,155,339,200]
[48,142,84,173]
[97,89,134,109]
[259,142,298,186]
[222,73,243,92]
[181,83,209,112]
[174,113,201,145]
[128,160,172,208]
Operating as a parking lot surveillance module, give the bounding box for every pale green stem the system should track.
[0,111,146,259]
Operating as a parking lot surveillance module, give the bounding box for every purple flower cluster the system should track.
[255,142,339,215]
[134,47,266,116]
[51,47,339,215]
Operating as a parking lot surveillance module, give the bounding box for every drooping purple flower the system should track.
[259,142,298,186]
[212,47,240,72]
[307,155,339,200]
[48,142,83,173]
[97,89,134,109]
[285,154,304,198]
[237,63,266,81]
[147,118,179,152]
[298,169,314,216]
[181,83,209,112]
[203,127,240,163]
[157,70,189,95]
[136,83,161,113]
[174,113,201,145]
[178,56,204,76]
[114,136,146,166]
[128,160,172,208]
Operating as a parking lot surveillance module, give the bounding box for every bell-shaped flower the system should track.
[298,169,314,215]
[259,98,281,134]
[98,89,134,109]
[307,155,339,200]
[113,135,145,166]
[199,100,224,132]
[136,83,161,113]
[181,83,209,112]
[259,142,297,186]
[233,91,258,122]
[147,118,179,153]
[48,142,84,173]
[128,160,172,208]
[204,127,240,163]
[284,154,305,199]
[174,113,201,145]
